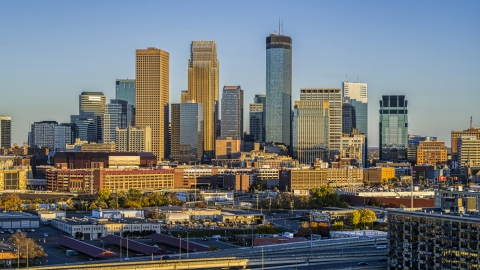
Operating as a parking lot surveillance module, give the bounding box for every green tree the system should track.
[108,199,119,209]
[350,210,361,230]
[127,189,143,203]
[98,201,108,209]
[123,200,142,209]
[8,232,47,265]
[256,223,275,234]
[351,209,377,230]
[332,221,344,231]
[310,186,343,208]
[97,188,111,202]
[1,194,21,211]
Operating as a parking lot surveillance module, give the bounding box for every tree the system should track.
[145,209,159,219]
[256,223,275,234]
[97,201,108,209]
[350,210,361,230]
[351,209,377,230]
[108,199,119,209]
[28,204,38,210]
[123,200,142,209]
[381,178,388,186]
[1,194,21,211]
[97,188,111,202]
[127,189,143,203]
[310,186,346,208]
[332,221,344,231]
[195,202,207,208]
[8,232,47,265]
[88,202,98,210]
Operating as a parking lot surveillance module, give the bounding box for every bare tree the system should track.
[8,232,47,265]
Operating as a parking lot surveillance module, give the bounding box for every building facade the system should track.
[0,116,12,149]
[170,102,204,163]
[220,86,243,140]
[115,126,152,152]
[416,141,448,166]
[103,99,132,143]
[70,114,99,143]
[458,136,480,168]
[249,103,264,143]
[292,100,329,164]
[265,33,292,146]
[115,79,136,108]
[342,100,356,134]
[342,82,368,135]
[388,209,480,270]
[379,95,408,161]
[135,48,169,161]
[452,128,480,155]
[187,41,219,161]
[54,123,72,152]
[29,121,58,149]
[279,167,363,191]
[299,88,342,158]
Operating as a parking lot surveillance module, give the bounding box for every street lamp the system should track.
[186,231,190,258]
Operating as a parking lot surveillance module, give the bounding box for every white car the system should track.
[376,245,387,249]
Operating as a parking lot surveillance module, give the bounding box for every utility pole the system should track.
[256,194,259,210]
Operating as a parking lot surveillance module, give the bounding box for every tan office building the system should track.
[187,41,219,160]
[363,167,395,184]
[416,141,448,165]
[135,48,169,161]
[451,127,480,155]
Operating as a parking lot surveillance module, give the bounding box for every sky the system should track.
[1,1,479,147]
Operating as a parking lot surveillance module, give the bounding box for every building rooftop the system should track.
[388,208,480,222]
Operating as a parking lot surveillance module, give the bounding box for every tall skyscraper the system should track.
[292,99,329,164]
[300,88,342,158]
[249,103,264,143]
[187,41,219,161]
[266,32,292,146]
[0,116,12,149]
[136,47,170,160]
[253,94,266,142]
[115,79,136,126]
[103,99,130,143]
[342,99,356,134]
[171,102,204,163]
[115,79,136,106]
[342,82,368,136]
[79,92,106,143]
[379,95,408,161]
[220,86,243,139]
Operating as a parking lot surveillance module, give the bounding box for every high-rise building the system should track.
[54,123,72,152]
[135,47,170,161]
[115,79,136,106]
[451,127,480,155]
[299,88,342,158]
[0,116,12,149]
[458,136,480,169]
[292,100,329,164]
[116,126,152,152]
[79,92,106,143]
[342,99,356,134]
[220,86,243,140]
[416,141,448,166]
[170,102,204,163]
[342,82,368,135]
[29,121,58,149]
[187,41,219,161]
[339,132,367,167]
[379,95,408,161]
[408,134,437,164]
[103,99,131,143]
[249,103,264,143]
[180,91,188,104]
[266,33,292,146]
[70,114,98,143]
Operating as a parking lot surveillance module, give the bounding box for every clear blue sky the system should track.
[1,1,479,147]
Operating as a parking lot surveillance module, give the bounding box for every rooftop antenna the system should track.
[278,17,280,35]
[470,116,473,129]
[281,18,284,35]
[357,77,358,82]
[346,72,348,82]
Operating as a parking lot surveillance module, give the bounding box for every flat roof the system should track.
[55,236,117,258]
[147,233,209,252]
[100,235,167,255]
[388,208,480,222]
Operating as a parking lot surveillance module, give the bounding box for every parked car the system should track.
[379,258,388,262]
[358,262,369,266]
[376,245,387,249]
[161,255,170,260]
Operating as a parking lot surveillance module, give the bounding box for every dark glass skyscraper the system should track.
[0,116,11,149]
[221,86,243,139]
[379,95,408,161]
[342,100,356,134]
[115,79,136,106]
[171,102,204,163]
[266,32,292,146]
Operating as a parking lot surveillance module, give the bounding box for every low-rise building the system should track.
[279,167,363,191]
[363,167,395,185]
[51,217,161,240]
[0,212,40,229]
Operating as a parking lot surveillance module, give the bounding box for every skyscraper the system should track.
[342,99,356,134]
[79,92,106,143]
[379,95,408,161]
[342,82,368,136]
[0,116,12,149]
[187,41,219,161]
[292,100,329,164]
[171,102,204,163]
[220,86,243,139]
[266,32,292,146]
[54,123,72,152]
[136,47,170,160]
[70,114,98,143]
[115,79,136,106]
[115,79,136,126]
[249,103,264,143]
[253,94,266,143]
[29,121,58,149]
[103,99,130,143]
[300,88,342,158]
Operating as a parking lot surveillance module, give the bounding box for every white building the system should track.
[92,209,144,219]
[115,126,152,152]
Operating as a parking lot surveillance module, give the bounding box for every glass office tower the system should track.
[266,33,292,146]
[221,86,243,139]
[171,102,204,163]
[379,95,408,161]
[0,116,12,149]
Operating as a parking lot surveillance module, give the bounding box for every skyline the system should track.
[1,1,479,146]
